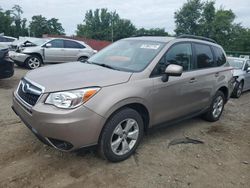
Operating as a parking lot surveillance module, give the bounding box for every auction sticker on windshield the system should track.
[140,44,160,50]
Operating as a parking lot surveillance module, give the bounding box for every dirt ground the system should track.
[0,66,249,188]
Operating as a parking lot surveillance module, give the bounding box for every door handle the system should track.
[189,77,197,83]
[215,72,219,77]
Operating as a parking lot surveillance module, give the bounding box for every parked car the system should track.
[0,44,14,79]
[0,35,17,48]
[227,57,250,98]
[10,38,96,69]
[12,35,234,162]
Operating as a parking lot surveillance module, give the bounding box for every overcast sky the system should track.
[1,0,250,35]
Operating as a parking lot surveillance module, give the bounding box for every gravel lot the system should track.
[0,66,249,188]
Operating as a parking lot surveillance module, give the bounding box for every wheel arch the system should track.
[218,86,229,102]
[25,53,44,64]
[98,101,150,143]
[77,55,89,61]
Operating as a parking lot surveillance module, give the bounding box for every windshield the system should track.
[87,40,165,72]
[228,58,245,69]
[33,39,48,46]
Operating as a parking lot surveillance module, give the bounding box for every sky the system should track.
[1,0,250,35]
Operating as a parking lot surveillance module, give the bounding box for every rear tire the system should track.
[25,55,42,69]
[99,108,144,162]
[232,81,243,98]
[203,90,225,122]
[78,56,88,62]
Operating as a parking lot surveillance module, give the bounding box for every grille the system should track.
[17,80,42,106]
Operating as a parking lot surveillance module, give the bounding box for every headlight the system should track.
[45,87,100,109]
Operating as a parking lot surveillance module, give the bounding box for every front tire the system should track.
[203,90,225,122]
[25,55,42,69]
[78,56,88,62]
[232,81,243,98]
[99,108,144,162]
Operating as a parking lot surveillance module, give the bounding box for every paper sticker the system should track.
[140,44,160,50]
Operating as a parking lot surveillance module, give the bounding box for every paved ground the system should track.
[0,66,249,188]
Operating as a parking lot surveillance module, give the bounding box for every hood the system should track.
[232,68,244,77]
[25,62,132,92]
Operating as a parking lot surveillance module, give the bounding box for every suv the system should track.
[10,38,96,69]
[12,35,233,162]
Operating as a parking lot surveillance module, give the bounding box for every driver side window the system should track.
[151,43,193,76]
[48,39,64,48]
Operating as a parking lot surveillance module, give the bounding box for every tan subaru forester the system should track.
[12,35,234,162]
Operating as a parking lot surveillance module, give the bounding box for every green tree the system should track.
[11,5,28,37]
[136,28,168,36]
[29,15,64,37]
[29,15,49,37]
[174,0,247,51]
[47,18,65,35]
[174,0,203,35]
[76,8,136,41]
[0,8,13,36]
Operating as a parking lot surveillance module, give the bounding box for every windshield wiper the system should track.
[91,62,120,71]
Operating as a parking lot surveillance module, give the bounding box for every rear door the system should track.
[64,40,85,61]
[43,39,65,63]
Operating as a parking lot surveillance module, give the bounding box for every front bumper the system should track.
[9,51,29,63]
[12,92,106,151]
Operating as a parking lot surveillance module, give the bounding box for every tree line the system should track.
[0,0,250,52]
[0,5,65,38]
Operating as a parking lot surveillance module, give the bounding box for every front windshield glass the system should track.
[33,39,48,46]
[228,58,245,69]
[88,40,165,72]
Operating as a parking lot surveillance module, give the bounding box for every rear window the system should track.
[213,46,226,66]
[194,43,215,69]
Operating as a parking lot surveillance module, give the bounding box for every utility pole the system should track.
[111,13,114,42]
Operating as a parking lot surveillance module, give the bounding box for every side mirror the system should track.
[45,43,52,48]
[162,64,183,82]
[247,67,250,72]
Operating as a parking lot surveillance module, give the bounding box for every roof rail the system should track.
[177,34,217,44]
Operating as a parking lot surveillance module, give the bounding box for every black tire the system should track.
[99,108,144,162]
[232,81,243,98]
[25,55,42,69]
[14,61,25,67]
[203,90,225,122]
[78,56,88,62]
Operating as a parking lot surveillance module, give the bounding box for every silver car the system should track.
[10,38,96,69]
[12,36,234,162]
[228,57,250,98]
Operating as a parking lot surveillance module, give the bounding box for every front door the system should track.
[150,42,207,125]
[43,39,65,63]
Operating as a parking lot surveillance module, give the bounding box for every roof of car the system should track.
[125,36,175,43]
[124,36,220,47]
[227,57,248,61]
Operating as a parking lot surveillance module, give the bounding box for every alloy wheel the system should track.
[110,118,139,156]
[212,96,224,118]
[28,57,40,69]
[237,83,243,97]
